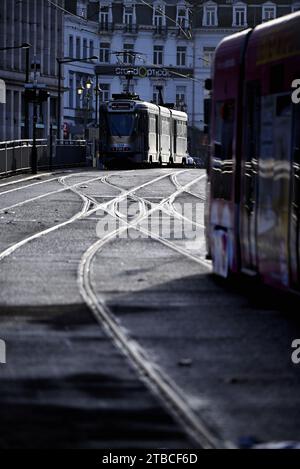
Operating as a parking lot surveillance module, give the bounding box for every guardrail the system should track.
[0,140,47,176]
[0,139,88,178]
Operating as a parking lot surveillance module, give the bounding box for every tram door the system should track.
[290,105,300,288]
[240,82,260,272]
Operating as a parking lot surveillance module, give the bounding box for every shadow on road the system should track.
[0,304,191,449]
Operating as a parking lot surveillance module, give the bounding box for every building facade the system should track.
[63,0,298,145]
[0,0,65,142]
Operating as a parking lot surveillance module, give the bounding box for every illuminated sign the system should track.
[96,65,194,79]
[115,67,171,78]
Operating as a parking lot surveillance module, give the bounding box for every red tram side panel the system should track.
[209,29,251,278]
[207,11,300,293]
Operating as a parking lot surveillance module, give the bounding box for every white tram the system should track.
[99,93,189,168]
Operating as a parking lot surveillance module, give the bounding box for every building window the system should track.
[153,86,164,104]
[177,46,187,66]
[177,6,188,29]
[203,2,218,27]
[292,3,300,11]
[77,6,87,18]
[262,3,276,21]
[76,37,81,59]
[76,74,81,108]
[153,45,163,65]
[83,39,88,59]
[100,83,110,102]
[69,73,74,108]
[203,46,215,68]
[100,6,109,30]
[153,4,165,27]
[233,3,247,27]
[123,44,134,64]
[100,42,110,63]
[69,36,74,57]
[90,40,94,57]
[176,86,186,110]
[124,5,135,31]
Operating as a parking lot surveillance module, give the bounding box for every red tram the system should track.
[207,11,300,292]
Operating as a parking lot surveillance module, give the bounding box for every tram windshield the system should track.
[107,113,135,137]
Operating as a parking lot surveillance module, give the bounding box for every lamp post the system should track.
[94,75,102,128]
[77,76,102,138]
[56,56,98,140]
[77,77,93,140]
[0,42,31,52]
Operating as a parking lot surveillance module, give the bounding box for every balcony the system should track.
[122,23,139,35]
[153,25,168,37]
[177,25,192,38]
[99,22,114,34]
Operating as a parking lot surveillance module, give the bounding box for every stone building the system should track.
[0,0,65,141]
[63,0,298,145]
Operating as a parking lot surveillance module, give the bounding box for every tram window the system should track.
[162,117,169,135]
[215,100,235,160]
[270,64,284,94]
[174,121,177,154]
[149,116,156,133]
[107,113,135,136]
[276,94,291,117]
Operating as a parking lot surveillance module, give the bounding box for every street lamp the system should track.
[0,42,31,52]
[77,77,98,139]
[56,55,98,139]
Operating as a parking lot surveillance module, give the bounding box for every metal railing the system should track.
[0,139,88,177]
[0,139,47,176]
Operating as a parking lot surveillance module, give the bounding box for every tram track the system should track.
[78,171,219,449]
[0,171,175,262]
[0,169,216,448]
[0,173,106,213]
[102,170,206,231]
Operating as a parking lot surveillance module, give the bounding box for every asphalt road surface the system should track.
[0,168,300,449]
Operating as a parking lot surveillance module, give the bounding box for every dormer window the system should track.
[203,2,218,27]
[123,3,136,32]
[262,2,276,21]
[99,4,110,28]
[177,6,188,29]
[233,2,247,27]
[77,1,87,18]
[153,4,166,28]
[78,7,86,18]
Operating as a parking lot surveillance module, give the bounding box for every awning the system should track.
[0,79,6,104]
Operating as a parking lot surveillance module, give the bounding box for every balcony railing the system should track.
[99,22,114,34]
[123,23,139,34]
[153,24,168,36]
